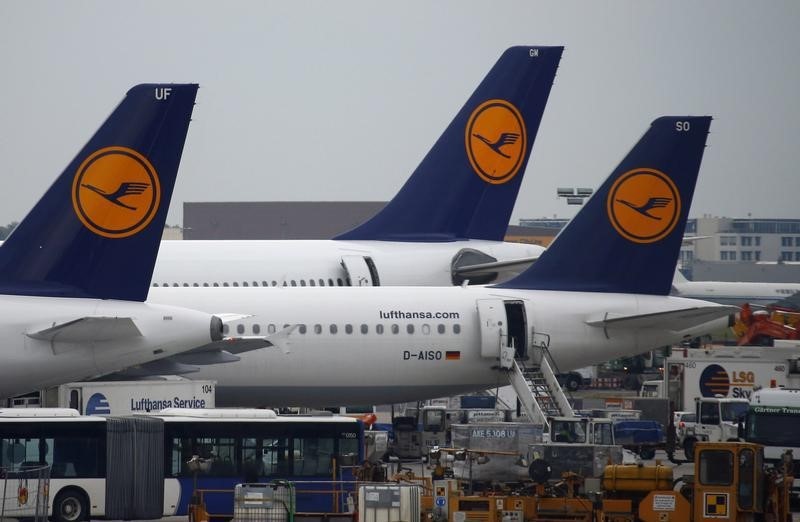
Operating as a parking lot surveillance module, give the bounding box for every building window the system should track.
[741,251,752,261]
[782,237,793,247]
[755,251,761,261]
[796,252,800,261]
[720,251,728,261]
[741,236,752,247]
[720,236,736,246]
[782,251,793,261]
[754,236,761,246]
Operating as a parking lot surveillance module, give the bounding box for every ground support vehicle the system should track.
[419,441,794,522]
[663,343,800,412]
[0,408,364,521]
[681,397,749,461]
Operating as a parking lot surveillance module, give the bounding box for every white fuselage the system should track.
[672,280,800,307]
[0,296,217,399]
[150,240,543,288]
[150,286,727,407]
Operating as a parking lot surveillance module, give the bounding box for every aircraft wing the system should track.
[585,305,739,330]
[27,317,142,343]
[453,256,538,281]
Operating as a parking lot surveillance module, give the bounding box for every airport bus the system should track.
[0,408,364,521]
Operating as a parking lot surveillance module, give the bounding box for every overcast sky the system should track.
[1,1,798,228]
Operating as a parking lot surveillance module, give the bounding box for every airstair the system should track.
[500,333,574,431]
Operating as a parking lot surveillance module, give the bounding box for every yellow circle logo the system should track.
[607,168,681,244]
[72,146,161,238]
[465,99,526,184]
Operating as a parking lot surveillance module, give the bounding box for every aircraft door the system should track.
[340,255,380,286]
[477,299,507,358]
[504,301,528,360]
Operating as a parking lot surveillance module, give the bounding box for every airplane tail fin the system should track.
[497,116,711,295]
[0,84,198,301]
[335,46,563,242]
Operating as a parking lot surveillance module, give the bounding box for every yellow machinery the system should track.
[419,442,793,522]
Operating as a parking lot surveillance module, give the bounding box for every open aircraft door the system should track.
[340,255,380,286]
[477,299,528,367]
[477,299,507,359]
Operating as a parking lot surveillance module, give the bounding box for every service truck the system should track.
[743,388,800,479]
[662,341,800,411]
[14,379,216,416]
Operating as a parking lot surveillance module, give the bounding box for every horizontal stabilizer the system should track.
[116,359,200,377]
[170,349,241,366]
[454,256,538,279]
[27,317,141,343]
[585,305,738,330]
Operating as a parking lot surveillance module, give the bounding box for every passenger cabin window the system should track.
[300,280,306,287]
[337,278,344,286]
[345,324,353,334]
[299,325,307,334]
[309,280,315,286]
[223,324,230,335]
[252,324,260,335]
[453,324,461,334]
[422,324,431,335]
[237,324,245,335]
[291,280,297,287]
[437,324,445,334]
[233,282,239,287]
[203,283,209,287]
[193,283,199,287]
[213,283,219,287]
[268,324,276,334]
[330,325,338,334]
[319,279,325,286]
[223,283,229,287]
[242,282,248,287]
[406,324,414,334]
[376,324,384,335]
[328,279,334,286]
[360,324,368,334]
[391,324,399,334]
[271,281,277,287]
[183,283,189,287]
[314,324,322,334]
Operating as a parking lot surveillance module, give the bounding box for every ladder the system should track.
[500,335,574,432]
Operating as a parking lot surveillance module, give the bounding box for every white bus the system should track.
[0,408,364,521]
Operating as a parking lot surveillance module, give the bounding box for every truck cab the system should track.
[682,397,749,461]
[549,416,614,445]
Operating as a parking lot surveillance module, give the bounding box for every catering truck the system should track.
[9,379,216,416]
[662,341,800,411]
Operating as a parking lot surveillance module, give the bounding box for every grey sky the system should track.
[1,1,798,228]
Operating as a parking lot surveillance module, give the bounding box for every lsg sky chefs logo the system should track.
[607,168,681,244]
[72,146,161,238]
[465,99,526,185]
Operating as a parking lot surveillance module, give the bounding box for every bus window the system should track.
[293,436,334,476]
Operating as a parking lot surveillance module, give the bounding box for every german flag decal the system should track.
[445,351,461,361]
